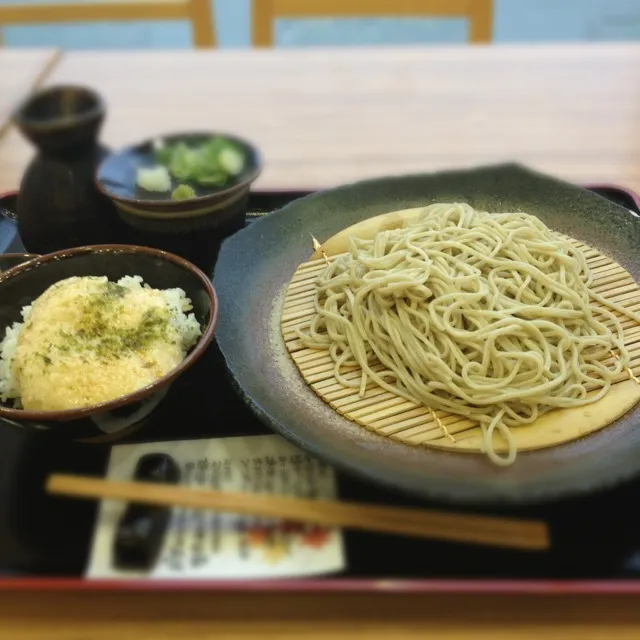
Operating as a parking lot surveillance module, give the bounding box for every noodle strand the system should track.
[296,203,640,466]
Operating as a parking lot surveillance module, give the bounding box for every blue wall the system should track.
[3,0,640,49]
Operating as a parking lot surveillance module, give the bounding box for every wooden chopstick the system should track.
[46,473,550,551]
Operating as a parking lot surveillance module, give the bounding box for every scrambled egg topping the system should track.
[12,276,185,411]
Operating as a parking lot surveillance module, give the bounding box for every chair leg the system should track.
[252,0,274,47]
[190,0,215,47]
[468,0,493,43]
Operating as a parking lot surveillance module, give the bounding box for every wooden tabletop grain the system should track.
[1,44,640,194]
[3,43,640,639]
[0,48,61,141]
[3,590,640,639]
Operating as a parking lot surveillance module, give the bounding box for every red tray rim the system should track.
[2,181,640,594]
[3,577,640,593]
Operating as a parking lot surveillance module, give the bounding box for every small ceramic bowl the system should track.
[0,245,218,443]
[96,131,262,235]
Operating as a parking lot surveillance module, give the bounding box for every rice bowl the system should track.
[0,274,202,412]
[0,244,216,442]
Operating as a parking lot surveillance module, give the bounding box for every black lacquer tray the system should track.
[2,185,640,593]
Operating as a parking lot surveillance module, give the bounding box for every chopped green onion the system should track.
[136,166,171,192]
[152,135,246,188]
[171,184,197,201]
[196,171,228,187]
[219,146,244,176]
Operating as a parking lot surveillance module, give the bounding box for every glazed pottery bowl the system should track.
[0,245,218,442]
[96,131,262,235]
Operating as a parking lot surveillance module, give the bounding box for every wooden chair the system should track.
[252,0,493,46]
[0,0,215,47]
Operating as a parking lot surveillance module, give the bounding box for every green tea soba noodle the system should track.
[296,203,640,466]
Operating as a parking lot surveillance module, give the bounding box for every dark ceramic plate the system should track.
[96,132,262,207]
[214,164,640,505]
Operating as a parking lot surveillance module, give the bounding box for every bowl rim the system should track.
[0,244,219,422]
[0,253,41,275]
[112,184,249,221]
[0,253,39,262]
[95,130,263,211]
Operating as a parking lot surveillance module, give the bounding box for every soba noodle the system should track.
[296,203,640,466]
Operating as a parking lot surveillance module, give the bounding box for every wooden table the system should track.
[2,44,640,193]
[4,43,640,639]
[3,589,640,639]
[0,48,60,141]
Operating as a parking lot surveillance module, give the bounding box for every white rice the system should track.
[0,275,202,406]
[0,304,33,402]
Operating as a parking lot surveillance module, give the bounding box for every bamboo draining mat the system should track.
[282,241,640,453]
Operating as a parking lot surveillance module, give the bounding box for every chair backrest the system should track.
[0,0,215,47]
[252,0,493,46]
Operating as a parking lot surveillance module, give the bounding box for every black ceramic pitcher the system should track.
[12,85,126,254]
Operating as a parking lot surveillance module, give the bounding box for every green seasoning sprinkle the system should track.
[52,282,171,362]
